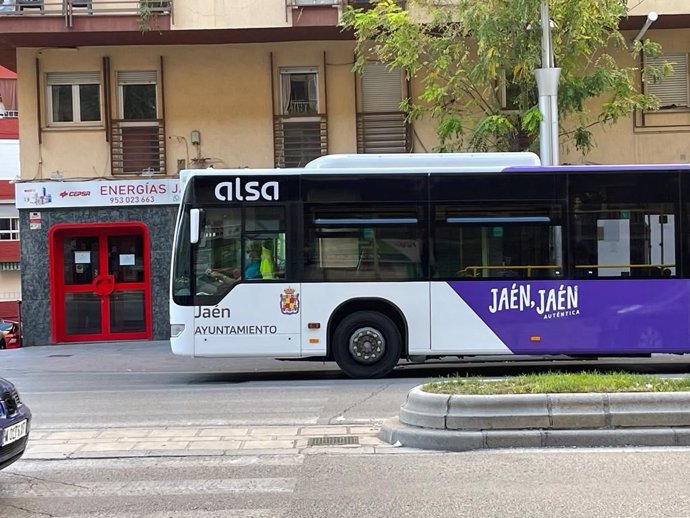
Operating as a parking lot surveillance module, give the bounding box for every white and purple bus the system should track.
[170,152,689,378]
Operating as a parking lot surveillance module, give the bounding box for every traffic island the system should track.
[380,385,690,451]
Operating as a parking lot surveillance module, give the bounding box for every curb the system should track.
[380,418,690,451]
[381,385,690,451]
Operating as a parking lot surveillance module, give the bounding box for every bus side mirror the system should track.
[190,208,200,244]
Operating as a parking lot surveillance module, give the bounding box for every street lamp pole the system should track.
[535,1,560,165]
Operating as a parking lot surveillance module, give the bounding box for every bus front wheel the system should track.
[333,311,402,379]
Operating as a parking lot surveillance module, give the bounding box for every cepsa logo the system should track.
[59,190,91,198]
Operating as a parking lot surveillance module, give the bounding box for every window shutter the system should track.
[646,54,689,108]
[361,63,403,112]
[117,71,158,85]
[46,72,100,85]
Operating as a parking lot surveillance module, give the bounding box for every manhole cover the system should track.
[307,436,359,447]
[48,354,73,358]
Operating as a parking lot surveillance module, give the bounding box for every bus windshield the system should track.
[172,205,286,305]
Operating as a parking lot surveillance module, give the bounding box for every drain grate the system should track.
[307,436,359,447]
[48,354,73,358]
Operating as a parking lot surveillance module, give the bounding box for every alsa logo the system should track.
[59,191,91,198]
[214,179,279,202]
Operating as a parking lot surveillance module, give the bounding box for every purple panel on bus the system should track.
[448,280,690,355]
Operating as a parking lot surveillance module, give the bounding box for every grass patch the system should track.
[423,371,690,395]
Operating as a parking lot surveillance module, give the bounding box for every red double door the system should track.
[50,223,152,343]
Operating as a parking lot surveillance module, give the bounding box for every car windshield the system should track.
[0,322,14,332]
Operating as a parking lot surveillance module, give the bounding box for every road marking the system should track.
[0,478,296,498]
[9,455,305,472]
[64,511,281,518]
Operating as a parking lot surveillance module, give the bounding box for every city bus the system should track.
[169,152,690,378]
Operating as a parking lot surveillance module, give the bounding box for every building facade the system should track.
[0,0,687,345]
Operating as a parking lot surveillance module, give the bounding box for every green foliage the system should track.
[342,0,665,156]
[424,371,690,395]
[138,0,169,33]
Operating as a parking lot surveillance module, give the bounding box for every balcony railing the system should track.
[274,115,328,168]
[286,100,318,115]
[110,119,166,176]
[286,0,405,8]
[356,111,410,154]
[0,0,171,25]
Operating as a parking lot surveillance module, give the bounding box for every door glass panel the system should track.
[63,236,99,285]
[108,234,144,282]
[65,292,101,335]
[109,291,145,333]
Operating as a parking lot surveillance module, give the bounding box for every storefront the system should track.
[15,178,179,346]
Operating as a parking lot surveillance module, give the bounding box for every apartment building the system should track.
[0,66,20,323]
[0,0,686,346]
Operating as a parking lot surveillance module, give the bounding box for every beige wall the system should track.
[172,0,296,30]
[13,22,690,173]
[628,0,688,15]
[16,41,357,180]
[561,28,690,165]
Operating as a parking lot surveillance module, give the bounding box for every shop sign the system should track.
[15,179,180,209]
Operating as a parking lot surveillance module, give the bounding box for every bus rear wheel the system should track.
[333,311,402,379]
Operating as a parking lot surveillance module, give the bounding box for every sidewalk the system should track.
[23,424,416,459]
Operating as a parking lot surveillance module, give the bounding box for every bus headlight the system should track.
[170,324,185,337]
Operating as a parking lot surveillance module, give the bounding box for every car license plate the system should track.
[2,419,27,446]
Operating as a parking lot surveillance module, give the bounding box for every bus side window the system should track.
[433,205,563,280]
[569,172,678,279]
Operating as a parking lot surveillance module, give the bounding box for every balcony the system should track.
[110,119,166,176]
[273,115,327,168]
[0,0,171,28]
[356,111,410,154]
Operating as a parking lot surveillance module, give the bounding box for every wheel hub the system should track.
[349,327,386,365]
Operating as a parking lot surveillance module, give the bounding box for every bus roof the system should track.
[505,164,690,172]
[304,152,541,169]
[179,155,690,186]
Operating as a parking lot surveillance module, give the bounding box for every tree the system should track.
[342,0,665,155]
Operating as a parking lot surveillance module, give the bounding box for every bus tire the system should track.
[332,311,402,379]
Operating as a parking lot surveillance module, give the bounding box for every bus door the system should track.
[189,204,302,357]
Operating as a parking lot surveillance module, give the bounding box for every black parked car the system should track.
[0,377,30,470]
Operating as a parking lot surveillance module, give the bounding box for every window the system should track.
[645,54,689,109]
[359,63,408,153]
[118,71,158,120]
[498,70,537,112]
[280,68,318,116]
[276,67,325,167]
[304,206,425,281]
[570,172,678,278]
[114,71,161,175]
[176,207,287,304]
[0,218,19,241]
[46,72,101,126]
[434,205,563,280]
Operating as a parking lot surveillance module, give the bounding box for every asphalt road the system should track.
[4,341,690,517]
[5,340,690,429]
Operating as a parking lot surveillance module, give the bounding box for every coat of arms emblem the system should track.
[280,287,300,315]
